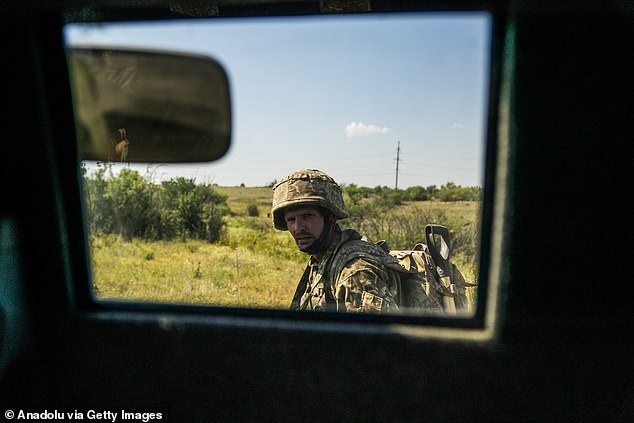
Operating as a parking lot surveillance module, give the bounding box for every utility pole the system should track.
[395,140,401,190]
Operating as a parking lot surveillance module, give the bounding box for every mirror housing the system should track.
[67,47,231,163]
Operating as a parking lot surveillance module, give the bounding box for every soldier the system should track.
[272,168,402,313]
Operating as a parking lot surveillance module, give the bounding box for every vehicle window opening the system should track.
[64,12,492,324]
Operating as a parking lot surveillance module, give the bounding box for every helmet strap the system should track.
[304,208,337,256]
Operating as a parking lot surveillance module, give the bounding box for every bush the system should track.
[245,201,260,217]
[158,177,228,241]
[109,168,159,239]
[81,167,229,243]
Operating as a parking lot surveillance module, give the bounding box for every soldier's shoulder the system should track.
[331,236,396,273]
[337,237,383,258]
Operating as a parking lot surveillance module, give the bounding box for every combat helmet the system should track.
[272,169,348,230]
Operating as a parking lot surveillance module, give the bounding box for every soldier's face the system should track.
[284,206,325,252]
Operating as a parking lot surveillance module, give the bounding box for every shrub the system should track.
[81,168,229,243]
[341,204,478,263]
[245,201,260,217]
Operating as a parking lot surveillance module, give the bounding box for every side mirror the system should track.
[67,47,232,163]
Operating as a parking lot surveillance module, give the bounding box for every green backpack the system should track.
[383,243,474,316]
[330,225,474,315]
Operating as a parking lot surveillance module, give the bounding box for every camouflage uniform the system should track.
[290,226,401,313]
[272,169,401,313]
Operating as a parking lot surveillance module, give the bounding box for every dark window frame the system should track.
[55,2,507,337]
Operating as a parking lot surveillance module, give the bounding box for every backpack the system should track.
[329,226,474,316]
[381,241,475,316]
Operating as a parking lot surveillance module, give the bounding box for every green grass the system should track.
[90,187,481,311]
[408,200,479,224]
[91,235,304,308]
[215,186,273,217]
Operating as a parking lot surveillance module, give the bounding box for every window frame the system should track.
[58,2,508,340]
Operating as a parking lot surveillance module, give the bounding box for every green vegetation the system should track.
[82,163,228,242]
[83,166,481,310]
[90,235,303,308]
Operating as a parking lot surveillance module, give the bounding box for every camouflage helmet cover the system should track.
[272,168,348,230]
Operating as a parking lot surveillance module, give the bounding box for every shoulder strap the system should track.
[289,264,311,311]
[328,238,405,281]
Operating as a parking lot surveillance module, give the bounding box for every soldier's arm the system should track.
[333,257,399,313]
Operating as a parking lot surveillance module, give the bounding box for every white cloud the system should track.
[453,122,465,128]
[345,121,391,138]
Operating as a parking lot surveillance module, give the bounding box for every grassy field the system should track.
[216,184,479,221]
[215,185,274,217]
[90,186,480,311]
[91,234,303,308]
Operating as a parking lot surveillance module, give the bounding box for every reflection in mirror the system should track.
[67,47,231,162]
[65,12,490,317]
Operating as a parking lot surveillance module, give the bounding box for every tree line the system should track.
[81,164,229,242]
[81,164,481,251]
[267,179,481,203]
[342,182,481,204]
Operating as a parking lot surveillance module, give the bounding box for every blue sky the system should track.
[65,12,490,188]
